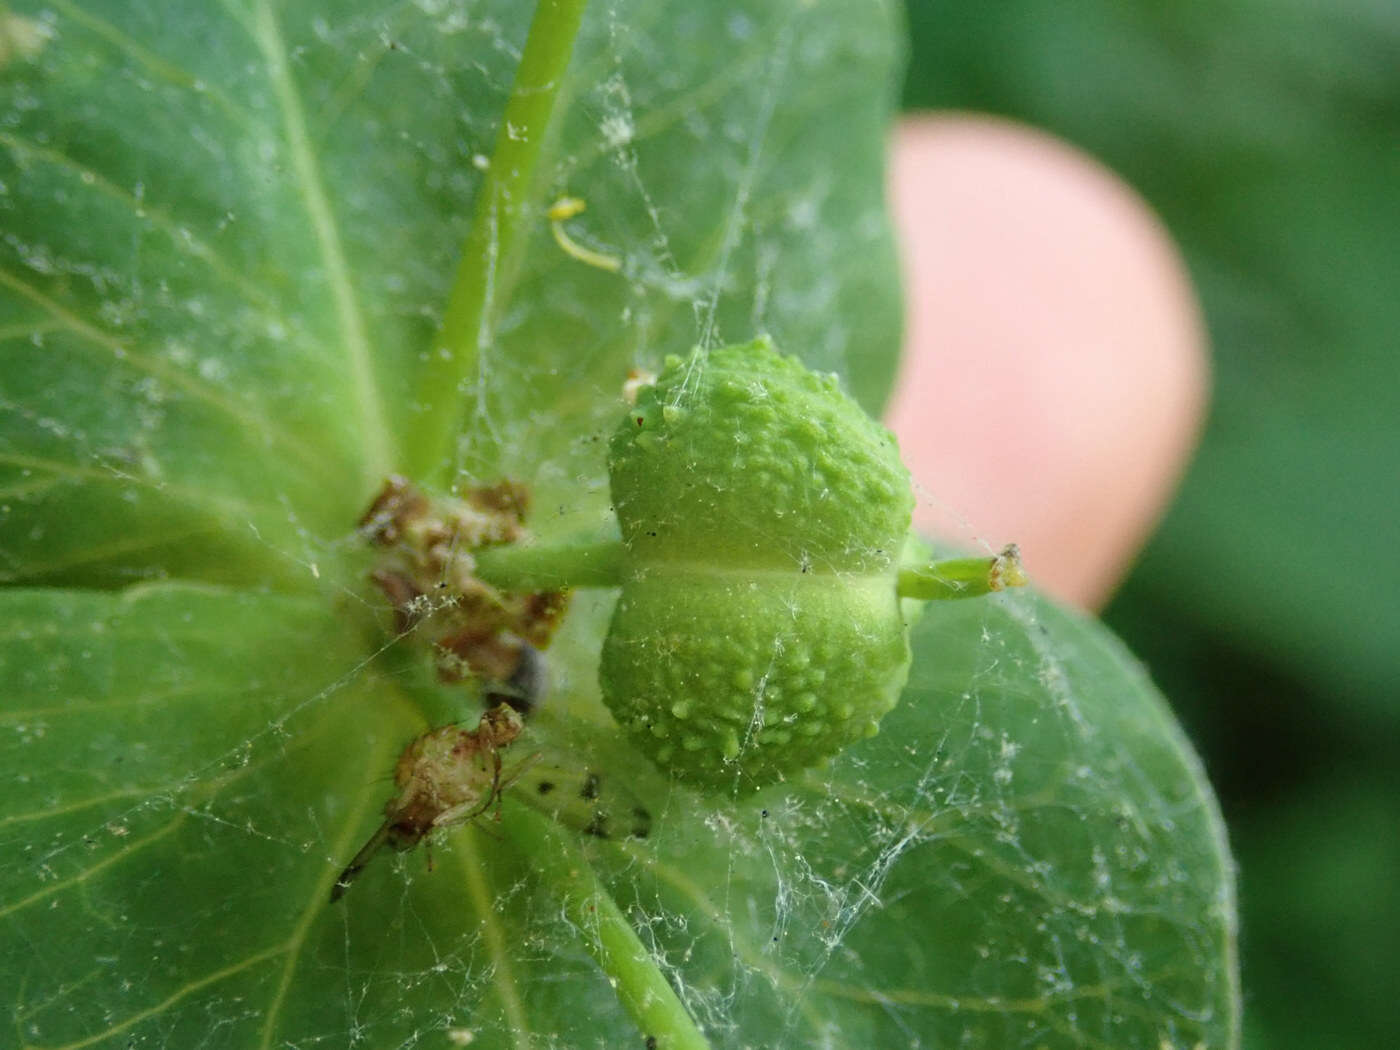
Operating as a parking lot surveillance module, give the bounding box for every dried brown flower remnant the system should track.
[359,476,568,706]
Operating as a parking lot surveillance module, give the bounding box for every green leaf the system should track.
[0,585,405,1045]
[0,586,1236,1048]
[585,594,1239,1047]
[1,1,1236,1048]
[2,0,903,583]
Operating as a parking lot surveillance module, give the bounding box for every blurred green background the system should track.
[901,2,1400,1047]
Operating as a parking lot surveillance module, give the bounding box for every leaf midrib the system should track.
[249,0,395,486]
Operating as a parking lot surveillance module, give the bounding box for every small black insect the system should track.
[583,814,610,839]
[519,764,651,846]
[483,640,548,716]
[580,771,601,801]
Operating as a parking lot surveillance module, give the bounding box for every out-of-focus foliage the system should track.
[902,3,1400,1048]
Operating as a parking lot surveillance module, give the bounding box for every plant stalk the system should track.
[471,538,627,591]
[406,0,592,481]
[502,804,712,1050]
[472,540,1029,600]
[897,544,1027,600]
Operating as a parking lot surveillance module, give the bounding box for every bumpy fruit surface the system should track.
[601,337,915,788]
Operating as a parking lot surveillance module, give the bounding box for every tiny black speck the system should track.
[760,809,769,818]
[645,1038,658,1050]
[537,781,556,795]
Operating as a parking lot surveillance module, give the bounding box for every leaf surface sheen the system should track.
[0,1,1236,1048]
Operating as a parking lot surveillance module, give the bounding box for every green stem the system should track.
[502,804,712,1050]
[472,538,627,591]
[405,0,592,481]
[897,544,1028,601]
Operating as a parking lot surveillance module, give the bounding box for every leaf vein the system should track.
[458,832,534,1050]
[44,0,257,130]
[0,452,286,525]
[20,942,288,1050]
[0,268,327,477]
[0,131,295,322]
[0,814,186,921]
[249,0,395,484]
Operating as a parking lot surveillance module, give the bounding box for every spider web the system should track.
[0,1,1235,1048]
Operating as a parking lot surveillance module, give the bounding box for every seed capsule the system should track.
[601,338,915,789]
